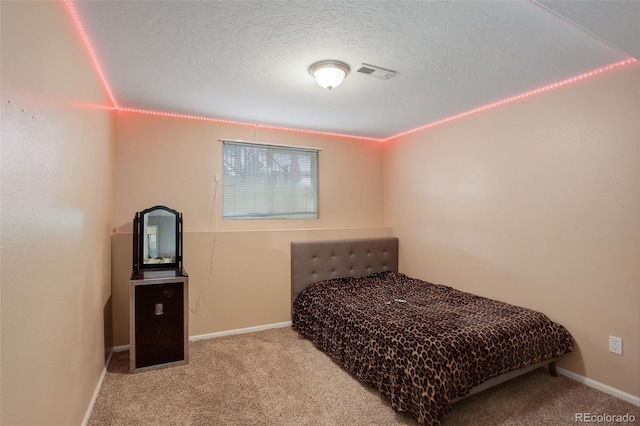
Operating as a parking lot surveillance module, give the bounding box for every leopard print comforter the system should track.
[292,271,573,425]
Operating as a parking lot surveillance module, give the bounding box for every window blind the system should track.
[222,140,319,219]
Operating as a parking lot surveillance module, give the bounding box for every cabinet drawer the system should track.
[135,283,183,325]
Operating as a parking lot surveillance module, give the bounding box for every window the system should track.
[222,140,318,219]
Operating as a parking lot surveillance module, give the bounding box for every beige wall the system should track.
[383,63,640,397]
[112,113,388,345]
[0,2,115,425]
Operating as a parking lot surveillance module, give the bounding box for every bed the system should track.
[291,237,573,425]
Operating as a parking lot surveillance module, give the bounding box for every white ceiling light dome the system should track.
[309,61,350,90]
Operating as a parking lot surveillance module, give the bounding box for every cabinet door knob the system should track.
[155,303,164,316]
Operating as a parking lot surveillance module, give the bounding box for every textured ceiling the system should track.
[72,0,639,140]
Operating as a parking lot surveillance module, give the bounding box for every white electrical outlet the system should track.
[609,336,623,355]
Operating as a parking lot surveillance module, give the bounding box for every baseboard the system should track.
[81,348,114,426]
[190,321,292,341]
[557,367,640,407]
[112,321,293,351]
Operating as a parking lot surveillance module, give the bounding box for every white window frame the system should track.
[221,140,319,219]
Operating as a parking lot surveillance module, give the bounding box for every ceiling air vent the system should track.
[356,63,397,79]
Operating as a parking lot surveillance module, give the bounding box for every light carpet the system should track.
[89,327,639,425]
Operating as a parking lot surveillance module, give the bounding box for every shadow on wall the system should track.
[103,295,113,363]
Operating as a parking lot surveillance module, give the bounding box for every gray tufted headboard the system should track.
[291,237,399,302]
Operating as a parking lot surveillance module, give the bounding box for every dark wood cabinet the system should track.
[129,205,188,372]
[129,270,189,372]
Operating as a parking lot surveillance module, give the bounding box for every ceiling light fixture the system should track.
[310,60,350,91]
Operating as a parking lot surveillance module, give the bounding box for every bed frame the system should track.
[290,237,558,402]
[291,237,399,302]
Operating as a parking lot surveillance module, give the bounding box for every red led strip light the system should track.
[63,0,636,143]
[383,58,638,142]
[63,0,118,108]
[117,107,382,142]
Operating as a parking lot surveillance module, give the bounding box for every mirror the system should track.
[132,205,183,272]
[147,225,158,258]
[143,209,176,264]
